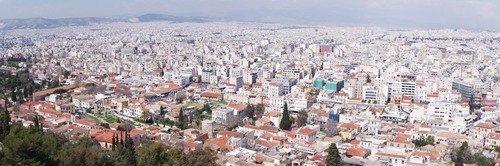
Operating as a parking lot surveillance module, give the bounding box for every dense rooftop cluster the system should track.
[1,21,500,165]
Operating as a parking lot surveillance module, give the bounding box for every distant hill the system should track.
[0,17,113,30]
[0,14,226,30]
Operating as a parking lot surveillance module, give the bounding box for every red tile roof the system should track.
[217,130,240,138]
[40,109,61,115]
[269,82,283,86]
[227,103,247,111]
[296,128,316,136]
[200,92,221,98]
[347,146,370,157]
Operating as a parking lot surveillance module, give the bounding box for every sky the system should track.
[0,0,499,30]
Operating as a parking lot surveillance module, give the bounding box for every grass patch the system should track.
[105,115,118,123]
[182,102,203,109]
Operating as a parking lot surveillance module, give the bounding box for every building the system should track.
[452,80,475,100]
[271,77,297,95]
[202,69,214,83]
[325,80,344,92]
[295,127,317,142]
[362,86,378,101]
[229,76,244,91]
[268,82,285,98]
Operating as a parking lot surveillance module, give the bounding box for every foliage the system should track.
[187,147,218,166]
[324,119,339,137]
[411,136,435,147]
[2,123,67,165]
[0,120,216,166]
[326,143,342,166]
[202,103,212,114]
[178,107,184,123]
[451,142,475,166]
[246,103,265,120]
[54,89,68,94]
[474,153,493,166]
[279,102,292,131]
[136,142,170,166]
[296,110,308,127]
[57,140,109,166]
[0,106,11,141]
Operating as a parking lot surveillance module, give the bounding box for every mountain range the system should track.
[0,14,227,30]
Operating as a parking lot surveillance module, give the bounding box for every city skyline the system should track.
[0,0,500,31]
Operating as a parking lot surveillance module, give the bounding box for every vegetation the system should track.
[0,69,42,104]
[324,119,339,137]
[296,110,308,127]
[451,142,474,166]
[0,112,216,165]
[326,143,342,166]
[279,102,292,130]
[411,136,435,147]
[245,103,265,120]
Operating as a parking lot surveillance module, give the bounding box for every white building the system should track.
[268,82,284,98]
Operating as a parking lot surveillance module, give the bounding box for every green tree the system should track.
[187,147,218,166]
[2,123,67,165]
[23,86,28,99]
[165,148,188,166]
[297,110,308,127]
[195,117,201,128]
[202,103,212,114]
[475,153,493,166]
[57,142,107,166]
[279,102,292,130]
[112,134,116,151]
[10,87,16,103]
[326,143,342,166]
[28,84,34,96]
[111,135,136,166]
[178,107,184,123]
[452,141,475,166]
[136,142,169,166]
[0,106,11,141]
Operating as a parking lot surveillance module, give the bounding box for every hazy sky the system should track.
[0,0,499,30]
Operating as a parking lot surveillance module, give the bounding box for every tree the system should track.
[176,97,184,104]
[178,107,184,123]
[141,111,151,122]
[2,123,67,165]
[54,89,68,94]
[475,153,493,166]
[324,119,339,137]
[23,86,28,99]
[0,106,11,141]
[279,102,292,130]
[412,136,435,147]
[28,84,34,96]
[57,142,108,166]
[254,103,265,119]
[195,117,201,128]
[297,110,308,127]
[112,134,116,151]
[246,104,265,120]
[202,103,212,114]
[136,142,169,166]
[187,147,218,166]
[326,143,342,166]
[111,133,136,166]
[10,87,16,103]
[165,148,188,166]
[451,141,475,166]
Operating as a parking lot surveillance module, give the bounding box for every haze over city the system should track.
[1,0,500,30]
